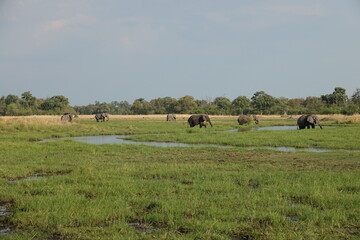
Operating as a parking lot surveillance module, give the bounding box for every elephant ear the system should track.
[313,116,319,124]
[307,115,315,124]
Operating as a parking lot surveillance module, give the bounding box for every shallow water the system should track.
[38,135,357,153]
[0,206,9,217]
[0,226,12,236]
[0,205,12,236]
[8,174,44,184]
[43,135,229,148]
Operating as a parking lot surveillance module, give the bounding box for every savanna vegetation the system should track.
[1,87,360,116]
[0,115,360,239]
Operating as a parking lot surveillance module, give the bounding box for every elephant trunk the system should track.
[208,120,213,127]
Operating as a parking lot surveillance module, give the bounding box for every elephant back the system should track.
[237,115,251,125]
[61,113,72,122]
[166,114,176,121]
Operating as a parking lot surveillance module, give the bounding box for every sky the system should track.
[1,0,360,106]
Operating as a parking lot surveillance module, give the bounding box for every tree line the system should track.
[1,88,360,116]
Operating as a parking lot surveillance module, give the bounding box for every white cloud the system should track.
[32,14,95,46]
[199,3,327,29]
[119,36,135,49]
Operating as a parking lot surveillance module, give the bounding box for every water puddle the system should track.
[0,202,14,236]
[128,222,155,234]
[8,174,44,184]
[40,135,230,149]
[285,215,300,223]
[0,225,12,236]
[39,134,358,153]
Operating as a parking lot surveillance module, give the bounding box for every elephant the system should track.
[188,114,213,128]
[166,114,176,121]
[61,113,73,122]
[237,115,259,125]
[95,113,109,122]
[297,115,322,129]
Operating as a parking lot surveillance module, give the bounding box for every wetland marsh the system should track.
[0,115,360,239]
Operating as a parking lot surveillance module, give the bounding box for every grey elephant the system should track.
[237,115,259,125]
[95,113,109,122]
[188,114,213,128]
[297,115,322,129]
[166,114,176,121]
[61,113,73,122]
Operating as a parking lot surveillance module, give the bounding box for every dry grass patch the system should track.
[0,116,73,126]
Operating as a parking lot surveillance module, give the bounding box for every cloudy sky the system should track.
[1,0,359,106]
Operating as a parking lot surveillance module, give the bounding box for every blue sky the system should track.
[1,0,359,106]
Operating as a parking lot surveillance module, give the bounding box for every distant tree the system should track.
[232,96,251,115]
[93,101,111,114]
[177,95,196,113]
[332,87,348,105]
[131,98,153,114]
[161,97,178,114]
[195,99,208,108]
[304,96,325,114]
[250,91,277,115]
[40,95,70,113]
[150,98,166,114]
[20,91,36,108]
[110,101,131,114]
[5,103,22,115]
[272,97,289,115]
[213,97,232,115]
[287,98,305,114]
[351,88,360,106]
[5,94,19,105]
[321,87,348,106]
[0,97,6,115]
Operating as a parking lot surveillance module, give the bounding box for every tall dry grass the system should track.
[0,116,72,126]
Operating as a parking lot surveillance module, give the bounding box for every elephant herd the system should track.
[185,113,322,130]
[60,113,109,122]
[61,112,323,130]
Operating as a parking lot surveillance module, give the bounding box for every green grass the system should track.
[0,117,360,239]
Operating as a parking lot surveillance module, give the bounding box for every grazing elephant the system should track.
[237,115,259,125]
[61,113,73,122]
[188,114,213,128]
[297,115,322,129]
[166,114,176,121]
[95,113,109,122]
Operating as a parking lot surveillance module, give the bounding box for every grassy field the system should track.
[0,115,360,239]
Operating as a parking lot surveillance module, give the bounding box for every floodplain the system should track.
[0,115,359,239]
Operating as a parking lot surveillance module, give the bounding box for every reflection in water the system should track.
[39,135,356,153]
[41,135,229,148]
